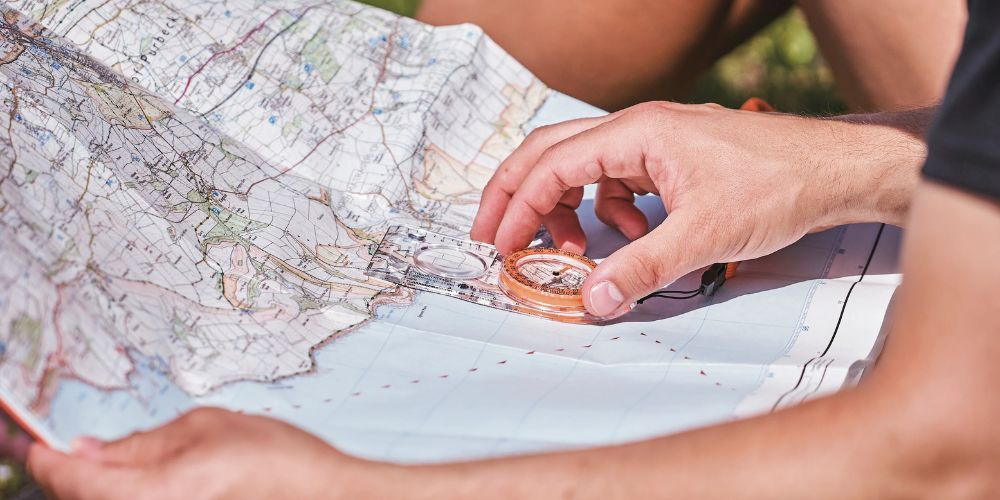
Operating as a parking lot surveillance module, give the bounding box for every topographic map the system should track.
[0,0,900,463]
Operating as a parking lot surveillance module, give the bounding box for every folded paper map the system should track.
[0,0,899,463]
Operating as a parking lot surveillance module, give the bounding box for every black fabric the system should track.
[923,0,1000,200]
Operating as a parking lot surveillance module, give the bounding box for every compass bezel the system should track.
[499,248,596,312]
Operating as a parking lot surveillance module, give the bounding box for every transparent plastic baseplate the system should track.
[365,225,609,324]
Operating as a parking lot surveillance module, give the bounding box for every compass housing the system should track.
[499,248,597,318]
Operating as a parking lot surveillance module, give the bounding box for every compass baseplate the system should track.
[365,226,608,324]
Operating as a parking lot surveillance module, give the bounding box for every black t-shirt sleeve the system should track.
[922,0,1000,200]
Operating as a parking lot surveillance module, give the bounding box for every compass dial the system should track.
[499,248,597,314]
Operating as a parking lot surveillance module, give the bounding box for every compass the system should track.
[499,248,597,317]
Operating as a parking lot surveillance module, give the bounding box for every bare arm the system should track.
[412,181,1000,499]
[471,103,929,316]
[417,0,791,110]
[29,104,976,498]
[798,0,967,111]
[418,0,966,111]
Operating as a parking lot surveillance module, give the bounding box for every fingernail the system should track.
[70,436,103,459]
[589,281,624,317]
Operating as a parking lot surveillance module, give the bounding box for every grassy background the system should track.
[0,3,842,498]
[688,9,844,114]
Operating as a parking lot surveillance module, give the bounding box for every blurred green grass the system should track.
[361,0,419,18]
[1,460,34,500]
[0,3,843,498]
[687,9,845,115]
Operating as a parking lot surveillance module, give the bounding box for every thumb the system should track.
[583,210,721,317]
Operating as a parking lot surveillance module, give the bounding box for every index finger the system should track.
[471,114,615,243]
[494,114,649,254]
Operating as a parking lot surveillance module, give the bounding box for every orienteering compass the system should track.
[499,248,598,319]
[366,226,635,324]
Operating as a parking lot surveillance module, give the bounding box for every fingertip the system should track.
[494,238,520,257]
[470,209,501,244]
[594,180,649,241]
[584,280,626,318]
[549,222,587,255]
[617,211,650,241]
[468,225,491,244]
[559,240,586,255]
[494,217,541,256]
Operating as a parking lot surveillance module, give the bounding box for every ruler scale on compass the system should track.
[365,226,628,323]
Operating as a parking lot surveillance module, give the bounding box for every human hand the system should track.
[26,408,400,500]
[472,101,924,317]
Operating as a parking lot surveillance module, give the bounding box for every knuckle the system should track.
[630,101,672,115]
[535,145,560,166]
[619,251,667,293]
[534,150,571,188]
[524,125,555,146]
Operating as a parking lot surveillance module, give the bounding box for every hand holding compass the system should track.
[472,99,914,317]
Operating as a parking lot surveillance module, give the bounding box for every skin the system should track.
[417,0,966,111]
[417,0,793,110]
[471,103,929,316]
[13,2,987,495]
[24,105,1000,499]
[796,0,967,111]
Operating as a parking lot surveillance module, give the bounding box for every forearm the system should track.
[396,181,1000,499]
[810,107,933,227]
[797,0,964,111]
[399,384,924,499]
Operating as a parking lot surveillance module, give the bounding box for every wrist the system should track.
[810,112,928,227]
